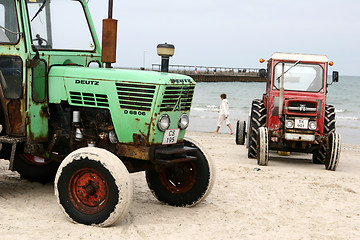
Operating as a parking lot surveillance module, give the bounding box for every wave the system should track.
[335,109,346,113]
[337,116,360,120]
[191,105,218,112]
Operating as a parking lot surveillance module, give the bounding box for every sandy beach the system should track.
[0,131,360,240]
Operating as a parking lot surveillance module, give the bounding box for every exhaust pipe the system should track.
[101,0,117,68]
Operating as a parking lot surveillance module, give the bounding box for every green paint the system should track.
[1,0,195,146]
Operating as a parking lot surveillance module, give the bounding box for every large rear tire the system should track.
[325,132,341,171]
[247,99,266,158]
[55,147,133,227]
[235,120,246,145]
[257,127,269,166]
[13,153,60,183]
[313,105,336,164]
[146,137,215,207]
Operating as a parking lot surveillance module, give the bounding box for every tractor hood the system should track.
[48,66,195,104]
[48,66,194,85]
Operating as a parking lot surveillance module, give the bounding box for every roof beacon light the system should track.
[259,58,265,63]
[329,61,334,66]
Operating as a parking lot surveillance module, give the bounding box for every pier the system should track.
[151,64,265,82]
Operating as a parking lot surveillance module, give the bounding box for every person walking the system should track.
[213,93,234,134]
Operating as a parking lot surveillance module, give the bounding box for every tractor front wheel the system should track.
[55,147,132,227]
[325,132,341,171]
[146,137,215,207]
[257,127,269,166]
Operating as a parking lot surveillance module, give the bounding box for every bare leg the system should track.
[213,126,220,133]
[227,124,234,135]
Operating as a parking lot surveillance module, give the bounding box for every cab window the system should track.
[27,0,95,51]
[0,56,23,99]
[273,63,324,92]
[0,0,20,44]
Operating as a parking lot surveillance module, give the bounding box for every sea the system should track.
[187,75,360,145]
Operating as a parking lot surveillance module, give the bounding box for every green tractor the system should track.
[0,0,215,226]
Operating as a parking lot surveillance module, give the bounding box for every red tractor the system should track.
[237,52,340,171]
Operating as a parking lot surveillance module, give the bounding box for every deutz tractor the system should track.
[0,0,215,226]
[236,52,340,171]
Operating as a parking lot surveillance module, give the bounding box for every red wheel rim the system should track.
[159,161,197,194]
[22,154,51,166]
[68,168,109,214]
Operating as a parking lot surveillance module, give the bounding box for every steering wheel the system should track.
[32,34,48,47]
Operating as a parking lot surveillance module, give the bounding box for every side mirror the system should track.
[332,71,339,82]
[259,68,267,78]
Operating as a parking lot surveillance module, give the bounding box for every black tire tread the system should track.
[313,104,336,164]
[248,99,266,158]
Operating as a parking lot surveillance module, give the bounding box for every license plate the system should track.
[295,118,308,129]
[162,129,180,145]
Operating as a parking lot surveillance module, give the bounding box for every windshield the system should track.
[0,0,20,43]
[26,0,95,51]
[274,62,324,92]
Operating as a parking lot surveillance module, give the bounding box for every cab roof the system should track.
[271,52,329,63]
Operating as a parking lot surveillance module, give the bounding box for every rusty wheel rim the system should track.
[68,168,109,214]
[159,161,197,194]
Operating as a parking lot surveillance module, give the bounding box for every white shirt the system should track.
[219,99,229,117]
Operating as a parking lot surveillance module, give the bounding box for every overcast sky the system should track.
[88,0,360,76]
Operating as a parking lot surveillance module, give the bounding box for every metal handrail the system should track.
[151,64,259,75]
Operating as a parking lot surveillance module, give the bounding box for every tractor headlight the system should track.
[178,114,189,129]
[285,119,294,129]
[309,121,317,130]
[157,114,170,131]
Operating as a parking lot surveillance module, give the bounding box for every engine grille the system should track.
[287,101,317,114]
[116,83,156,111]
[160,86,195,112]
[69,92,109,107]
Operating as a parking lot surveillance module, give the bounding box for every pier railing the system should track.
[151,64,260,76]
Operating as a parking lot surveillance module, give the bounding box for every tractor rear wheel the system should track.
[13,153,60,183]
[146,137,215,207]
[235,120,246,145]
[325,132,341,171]
[257,127,269,166]
[313,105,336,164]
[247,99,266,158]
[55,147,132,227]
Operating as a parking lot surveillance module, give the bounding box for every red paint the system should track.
[67,168,109,214]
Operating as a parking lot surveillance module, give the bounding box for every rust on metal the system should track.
[39,105,49,118]
[116,143,151,161]
[101,18,117,64]
[7,99,25,136]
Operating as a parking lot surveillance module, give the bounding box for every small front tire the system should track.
[55,147,133,227]
[257,127,269,166]
[325,132,341,171]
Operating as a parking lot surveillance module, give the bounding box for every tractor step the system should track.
[0,135,26,171]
